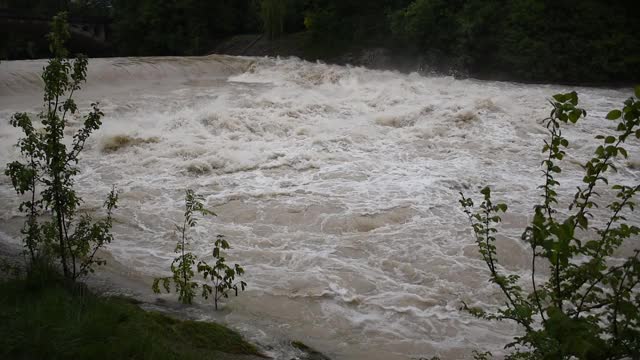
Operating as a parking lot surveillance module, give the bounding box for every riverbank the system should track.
[0,238,263,360]
[0,242,329,360]
[212,32,426,75]
[211,32,637,88]
[0,275,264,359]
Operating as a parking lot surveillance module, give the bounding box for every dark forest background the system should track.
[1,0,639,84]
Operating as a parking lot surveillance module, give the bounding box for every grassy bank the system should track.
[0,271,263,360]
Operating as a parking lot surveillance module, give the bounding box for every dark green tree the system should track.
[5,12,118,280]
[110,0,260,56]
[260,0,287,40]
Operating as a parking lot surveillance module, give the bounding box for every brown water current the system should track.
[1,55,639,359]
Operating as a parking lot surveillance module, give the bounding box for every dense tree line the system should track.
[1,0,638,83]
[110,0,261,56]
[0,0,111,17]
[304,0,640,83]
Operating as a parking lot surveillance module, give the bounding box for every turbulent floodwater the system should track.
[1,56,639,359]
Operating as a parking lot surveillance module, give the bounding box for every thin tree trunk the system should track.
[27,156,37,262]
[56,207,69,277]
[54,175,69,278]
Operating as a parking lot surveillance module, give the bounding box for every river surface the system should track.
[1,56,639,359]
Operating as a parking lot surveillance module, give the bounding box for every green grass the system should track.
[0,272,262,360]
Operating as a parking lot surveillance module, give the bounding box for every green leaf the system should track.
[559,113,568,122]
[606,110,622,120]
[618,148,628,158]
[577,215,588,229]
[552,94,566,102]
[569,91,578,106]
[623,110,635,121]
[635,85,640,99]
[604,136,616,144]
[569,110,580,123]
[584,240,599,250]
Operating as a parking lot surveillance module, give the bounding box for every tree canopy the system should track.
[1,0,638,83]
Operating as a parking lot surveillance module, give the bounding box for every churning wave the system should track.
[1,55,638,359]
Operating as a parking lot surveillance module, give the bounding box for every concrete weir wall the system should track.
[0,56,255,107]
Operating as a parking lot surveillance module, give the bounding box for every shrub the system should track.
[459,88,640,359]
[198,235,247,311]
[153,190,246,310]
[5,12,118,281]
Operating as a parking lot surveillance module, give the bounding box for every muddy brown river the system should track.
[1,56,638,359]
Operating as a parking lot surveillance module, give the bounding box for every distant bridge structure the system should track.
[0,9,111,44]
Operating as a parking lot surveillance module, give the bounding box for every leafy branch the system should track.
[459,87,640,359]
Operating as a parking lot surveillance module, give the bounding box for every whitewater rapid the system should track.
[1,56,638,359]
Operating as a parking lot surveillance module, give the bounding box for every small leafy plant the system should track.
[460,88,640,359]
[153,190,246,310]
[5,12,118,280]
[198,235,247,310]
[153,189,212,304]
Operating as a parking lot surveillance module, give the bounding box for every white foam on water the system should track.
[1,56,639,359]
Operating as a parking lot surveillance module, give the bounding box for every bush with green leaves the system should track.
[459,88,640,359]
[198,235,247,311]
[5,12,118,281]
[153,190,246,310]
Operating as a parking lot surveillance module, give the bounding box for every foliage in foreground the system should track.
[153,190,247,310]
[0,269,260,360]
[460,88,640,359]
[5,12,117,281]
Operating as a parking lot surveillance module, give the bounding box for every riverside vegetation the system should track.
[153,189,247,311]
[0,269,260,360]
[2,0,638,84]
[1,13,258,360]
[5,12,117,281]
[459,89,640,359]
